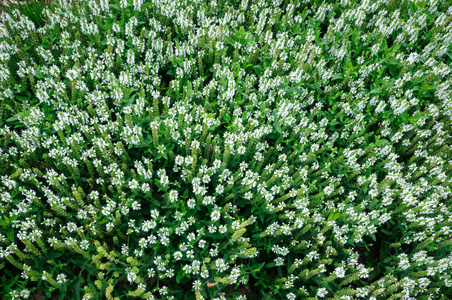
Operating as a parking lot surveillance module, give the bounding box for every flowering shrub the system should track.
[1,0,452,299]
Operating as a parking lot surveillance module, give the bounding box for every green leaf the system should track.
[370,88,382,95]
[47,251,63,259]
[383,256,392,263]
[6,116,18,122]
[6,275,19,288]
[274,122,282,134]
[141,2,153,10]
[224,36,235,46]
[128,93,137,104]
[370,233,376,242]
[331,73,343,81]
[266,262,275,268]
[376,139,389,147]
[6,228,14,242]
[182,189,189,199]
[14,95,28,101]
[176,269,184,284]
[242,110,248,122]
[277,85,290,92]
[327,212,341,221]
[72,276,82,300]
[250,262,265,271]
[253,65,263,77]
[35,69,43,79]
[242,38,254,45]
[308,83,323,94]
[223,112,231,123]
[293,87,304,94]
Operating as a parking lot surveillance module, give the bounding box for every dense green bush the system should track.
[1,0,452,299]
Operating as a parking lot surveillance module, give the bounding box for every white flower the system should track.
[175,155,184,165]
[56,273,67,284]
[80,240,90,250]
[67,222,77,233]
[19,289,30,298]
[129,179,139,190]
[275,257,285,266]
[193,280,202,291]
[215,185,224,194]
[334,266,346,278]
[398,253,410,270]
[287,292,296,300]
[219,225,228,234]
[317,287,328,298]
[174,251,183,260]
[238,145,246,155]
[0,247,12,258]
[169,190,178,203]
[187,198,196,209]
[106,222,114,231]
[126,267,137,283]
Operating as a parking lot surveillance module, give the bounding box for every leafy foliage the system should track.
[0,0,452,299]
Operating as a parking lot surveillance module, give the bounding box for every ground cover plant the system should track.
[0,0,452,299]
